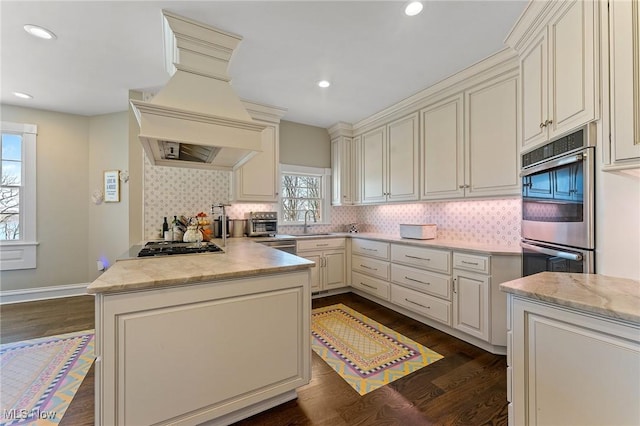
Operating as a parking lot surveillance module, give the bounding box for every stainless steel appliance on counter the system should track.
[246,211,278,237]
[520,124,596,276]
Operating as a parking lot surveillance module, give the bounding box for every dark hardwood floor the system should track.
[0,292,507,425]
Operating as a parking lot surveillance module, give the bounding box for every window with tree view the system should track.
[281,173,322,223]
[1,132,22,240]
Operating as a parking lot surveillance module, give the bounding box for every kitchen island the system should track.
[87,238,314,426]
[500,272,640,426]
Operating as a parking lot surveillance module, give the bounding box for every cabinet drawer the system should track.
[391,263,451,300]
[351,271,390,300]
[297,238,345,252]
[352,254,390,280]
[391,284,451,325]
[453,252,490,274]
[391,244,451,274]
[352,239,390,260]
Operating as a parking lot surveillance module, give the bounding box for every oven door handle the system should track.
[520,242,583,261]
[520,152,585,177]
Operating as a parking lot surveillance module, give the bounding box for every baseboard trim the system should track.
[0,283,91,305]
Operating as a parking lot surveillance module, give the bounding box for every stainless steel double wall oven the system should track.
[520,124,596,276]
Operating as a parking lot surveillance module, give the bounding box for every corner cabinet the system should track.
[507,295,640,426]
[420,71,520,200]
[232,102,286,202]
[508,0,599,152]
[361,113,419,204]
[297,238,346,293]
[331,133,353,205]
[605,0,640,168]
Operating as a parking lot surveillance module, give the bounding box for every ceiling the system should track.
[1,1,527,129]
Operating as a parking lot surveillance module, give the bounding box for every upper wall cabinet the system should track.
[507,0,599,152]
[232,102,286,203]
[420,72,520,200]
[330,133,353,205]
[605,0,640,168]
[361,113,419,204]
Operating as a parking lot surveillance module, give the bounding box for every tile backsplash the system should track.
[144,158,520,245]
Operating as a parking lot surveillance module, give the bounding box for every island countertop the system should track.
[500,272,640,324]
[87,238,314,295]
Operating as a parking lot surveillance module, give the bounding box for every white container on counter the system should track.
[399,224,437,240]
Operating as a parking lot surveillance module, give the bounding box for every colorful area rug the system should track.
[0,330,95,425]
[312,304,443,395]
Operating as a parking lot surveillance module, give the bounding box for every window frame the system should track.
[1,121,38,270]
[279,164,331,226]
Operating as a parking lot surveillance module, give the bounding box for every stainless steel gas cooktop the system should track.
[137,241,224,257]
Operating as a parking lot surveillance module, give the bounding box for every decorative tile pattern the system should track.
[143,156,520,246]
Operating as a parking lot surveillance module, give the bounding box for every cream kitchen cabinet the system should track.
[420,72,519,200]
[233,102,286,202]
[453,268,490,342]
[350,238,391,299]
[297,238,346,293]
[507,294,640,426]
[605,0,640,168]
[331,134,353,205]
[361,112,419,204]
[507,0,598,152]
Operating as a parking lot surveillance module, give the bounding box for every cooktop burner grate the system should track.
[137,241,224,257]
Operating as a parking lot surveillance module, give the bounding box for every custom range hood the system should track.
[131,10,266,170]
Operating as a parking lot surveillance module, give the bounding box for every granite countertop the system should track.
[87,238,314,295]
[348,232,521,255]
[500,272,640,324]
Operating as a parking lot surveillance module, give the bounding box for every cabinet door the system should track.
[466,74,520,197]
[324,251,346,290]
[233,125,278,202]
[520,31,548,150]
[453,270,490,341]
[304,253,322,292]
[331,137,353,206]
[331,137,341,205]
[548,0,597,140]
[361,126,387,203]
[387,113,419,202]
[512,298,640,426]
[420,94,465,200]
[609,0,640,163]
[352,135,362,204]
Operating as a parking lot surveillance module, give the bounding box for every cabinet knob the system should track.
[540,122,545,129]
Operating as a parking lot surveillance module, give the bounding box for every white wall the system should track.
[0,106,131,291]
[88,111,130,280]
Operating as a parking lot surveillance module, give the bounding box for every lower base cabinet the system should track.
[390,284,451,325]
[508,295,640,425]
[453,269,490,341]
[298,238,346,293]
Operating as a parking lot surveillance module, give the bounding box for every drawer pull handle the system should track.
[363,247,378,252]
[361,282,377,290]
[405,298,430,309]
[360,264,378,271]
[316,243,329,247]
[405,276,430,285]
[405,255,431,261]
[461,260,479,266]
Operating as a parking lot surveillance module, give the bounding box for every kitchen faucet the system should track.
[303,209,317,234]
[212,203,231,247]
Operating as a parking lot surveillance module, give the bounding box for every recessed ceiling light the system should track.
[404,1,423,16]
[24,24,57,40]
[318,80,331,88]
[13,92,33,99]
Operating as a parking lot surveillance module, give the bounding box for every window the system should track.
[280,164,331,225]
[1,122,37,270]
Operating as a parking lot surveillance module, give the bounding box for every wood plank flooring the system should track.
[0,292,508,425]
